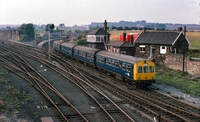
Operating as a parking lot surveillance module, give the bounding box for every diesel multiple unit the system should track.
[53,41,155,87]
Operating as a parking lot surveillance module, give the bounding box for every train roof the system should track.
[61,42,76,48]
[53,40,63,44]
[97,50,146,64]
[74,46,101,53]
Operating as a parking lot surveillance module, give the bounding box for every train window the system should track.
[122,63,126,70]
[75,50,78,54]
[127,64,131,72]
[115,61,119,68]
[106,59,108,64]
[112,60,115,67]
[87,54,90,59]
[83,52,86,57]
[108,59,111,66]
[97,56,100,62]
[137,67,142,73]
[90,55,93,60]
[144,67,148,73]
[101,57,104,63]
[149,66,154,73]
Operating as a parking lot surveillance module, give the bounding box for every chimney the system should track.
[104,20,107,32]
[142,27,146,33]
[184,26,186,36]
[178,27,182,32]
[130,35,133,45]
[123,32,126,42]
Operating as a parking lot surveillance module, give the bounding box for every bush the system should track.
[77,38,86,45]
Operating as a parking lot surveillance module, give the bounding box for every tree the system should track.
[18,23,34,41]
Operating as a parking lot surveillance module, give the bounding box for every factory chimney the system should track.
[130,35,133,45]
[104,20,107,32]
[178,27,182,32]
[123,31,126,42]
[184,26,186,36]
[142,27,146,33]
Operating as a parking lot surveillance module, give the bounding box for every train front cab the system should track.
[134,60,155,87]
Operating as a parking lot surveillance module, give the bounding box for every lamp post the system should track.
[34,29,37,46]
[48,24,54,59]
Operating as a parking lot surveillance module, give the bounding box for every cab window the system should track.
[127,64,131,72]
[149,66,154,73]
[137,67,142,73]
[122,63,126,71]
[144,67,148,73]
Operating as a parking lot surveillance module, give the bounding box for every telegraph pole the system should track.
[182,26,186,72]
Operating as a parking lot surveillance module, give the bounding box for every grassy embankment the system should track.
[156,65,200,96]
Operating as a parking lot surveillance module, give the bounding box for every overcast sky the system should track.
[0,0,199,26]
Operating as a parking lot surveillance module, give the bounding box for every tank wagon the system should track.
[53,41,155,87]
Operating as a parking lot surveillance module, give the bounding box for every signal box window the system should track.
[149,66,154,73]
[144,67,148,73]
[122,63,126,71]
[137,67,142,73]
[127,64,131,72]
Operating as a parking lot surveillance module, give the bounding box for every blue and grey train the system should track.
[53,41,156,87]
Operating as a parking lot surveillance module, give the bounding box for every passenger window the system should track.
[122,63,126,70]
[87,54,90,59]
[115,61,119,68]
[112,60,115,67]
[108,59,111,66]
[149,66,154,73]
[106,59,109,64]
[90,55,93,60]
[137,67,142,73]
[127,64,131,72]
[75,50,78,54]
[97,56,100,62]
[144,67,148,73]
[101,57,104,63]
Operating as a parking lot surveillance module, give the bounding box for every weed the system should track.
[0,72,6,75]
[192,79,198,82]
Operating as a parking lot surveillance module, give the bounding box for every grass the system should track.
[156,65,200,96]
[0,76,31,114]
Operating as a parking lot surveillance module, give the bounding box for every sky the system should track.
[0,0,199,26]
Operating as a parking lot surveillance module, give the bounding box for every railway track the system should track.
[0,42,136,121]
[1,41,200,121]
[53,49,200,122]
[0,47,89,121]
